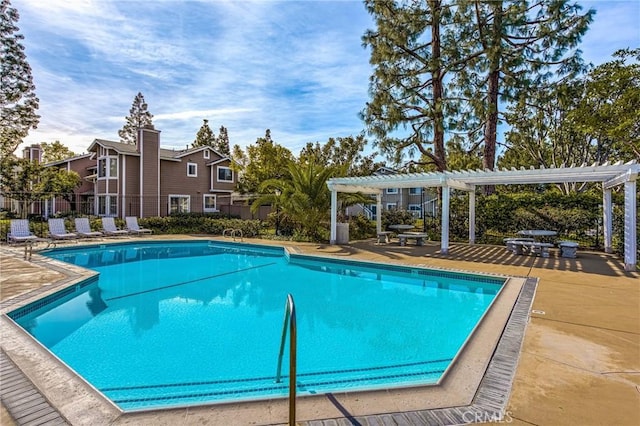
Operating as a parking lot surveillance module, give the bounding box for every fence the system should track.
[0,193,272,221]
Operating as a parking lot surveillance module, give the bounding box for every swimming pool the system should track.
[8,241,505,411]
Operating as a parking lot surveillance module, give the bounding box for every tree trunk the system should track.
[483,0,502,194]
[431,0,447,172]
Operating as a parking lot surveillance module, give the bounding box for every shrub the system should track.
[381,209,416,230]
[348,214,376,240]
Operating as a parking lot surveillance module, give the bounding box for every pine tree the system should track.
[362,0,451,171]
[0,0,40,158]
[451,0,593,173]
[192,119,216,148]
[118,92,153,144]
[214,125,230,156]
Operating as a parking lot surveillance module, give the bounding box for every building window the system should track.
[169,195,190,214]
[203,150,210,159]
[203,194,217,212]
[408,204,422,217]
[386,188,398,194]
[98,157,117,178]
[386,202,397,210]
[217,166,233,182]
[97,195,118,216]
[409,187,422,195]
[367,204,377,220]
[187,162,197,177]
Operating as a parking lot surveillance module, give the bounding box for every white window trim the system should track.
[187,162,198,177]
[203,150,210,159]
[203,194,218,212]
[168,194,191,214]
[408,204,421,211]
[409,187,422,195]
[97,194,118,217]
[386,202,397,210]
[98,156,118,179]
[217,166,233,182]
[386,188,398,194]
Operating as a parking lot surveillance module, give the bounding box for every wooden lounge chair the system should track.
[101,217,129,237]
[8,219,38,244]
[48,218,77,240]
[74,217,103,238]
[125,216,153,235]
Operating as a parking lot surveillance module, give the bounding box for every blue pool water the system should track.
[9,241,505,411]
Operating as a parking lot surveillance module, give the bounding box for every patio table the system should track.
[388,224,415,231]
[517,230,557,239]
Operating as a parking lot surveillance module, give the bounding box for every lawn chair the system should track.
[8,219,38,244]
[74,217,103,238]
[48,218,78,240]
[101,217,129,237]
[125,216,153,235]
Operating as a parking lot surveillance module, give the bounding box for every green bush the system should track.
[443,191,605,248]
[348,214,376,240]
[139,216,264,237]
[381,209,416,230]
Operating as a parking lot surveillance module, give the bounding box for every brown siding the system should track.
[140,128,160,217]
[122,155,141,217]
[211,159,237,194]
[160,153,212,214]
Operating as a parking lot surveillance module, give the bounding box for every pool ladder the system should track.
[222,228,243,241]
[275,294,297,426]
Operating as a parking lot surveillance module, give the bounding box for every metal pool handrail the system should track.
[275,294,297,425]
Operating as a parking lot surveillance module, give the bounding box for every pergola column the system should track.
[468,189,476,244]
[624,180,637,272]
[441,186,450,254]
[376,192,383,234]
[330,189,337,244]
[603,188,612,254]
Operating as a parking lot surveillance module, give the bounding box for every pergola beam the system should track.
[326,163,639,271]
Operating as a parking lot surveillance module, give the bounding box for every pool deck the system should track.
[0,236,638,425]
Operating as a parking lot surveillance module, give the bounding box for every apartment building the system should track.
[23,125,237,218]
[346,167,438,219]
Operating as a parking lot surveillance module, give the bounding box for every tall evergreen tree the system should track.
[118,92,153,144]
[451,0,593,173]
[192,119,216,148]
[0,0,39,158]
[362,0,452,171]
[214,125,230,156]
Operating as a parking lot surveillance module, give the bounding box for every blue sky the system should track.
[12,0,640,158]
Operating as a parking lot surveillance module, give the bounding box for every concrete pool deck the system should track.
[1,236,638,425]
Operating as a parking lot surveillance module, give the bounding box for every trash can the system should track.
[336,222,349,244]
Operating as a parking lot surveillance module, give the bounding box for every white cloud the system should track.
[153,108,258,121]
[12,0,638,161]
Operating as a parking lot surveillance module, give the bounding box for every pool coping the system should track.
[0,240,536,425]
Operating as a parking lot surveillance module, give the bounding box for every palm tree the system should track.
[252,160,338,241]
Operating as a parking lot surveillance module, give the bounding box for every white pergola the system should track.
[327,161,639,272]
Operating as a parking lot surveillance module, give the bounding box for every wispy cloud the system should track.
[12,0,639,158]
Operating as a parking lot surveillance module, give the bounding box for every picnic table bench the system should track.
[558,240,579,258]
[376,231,393,244]
[398,232,429,246]
[509,240,554,257]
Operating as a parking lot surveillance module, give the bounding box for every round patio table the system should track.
[517,230,557,238]
[389,224,415,231]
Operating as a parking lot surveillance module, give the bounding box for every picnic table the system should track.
[389,224,415,231]
[517,230,557,238]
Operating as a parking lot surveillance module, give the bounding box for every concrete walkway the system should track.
[1,237,638,425]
